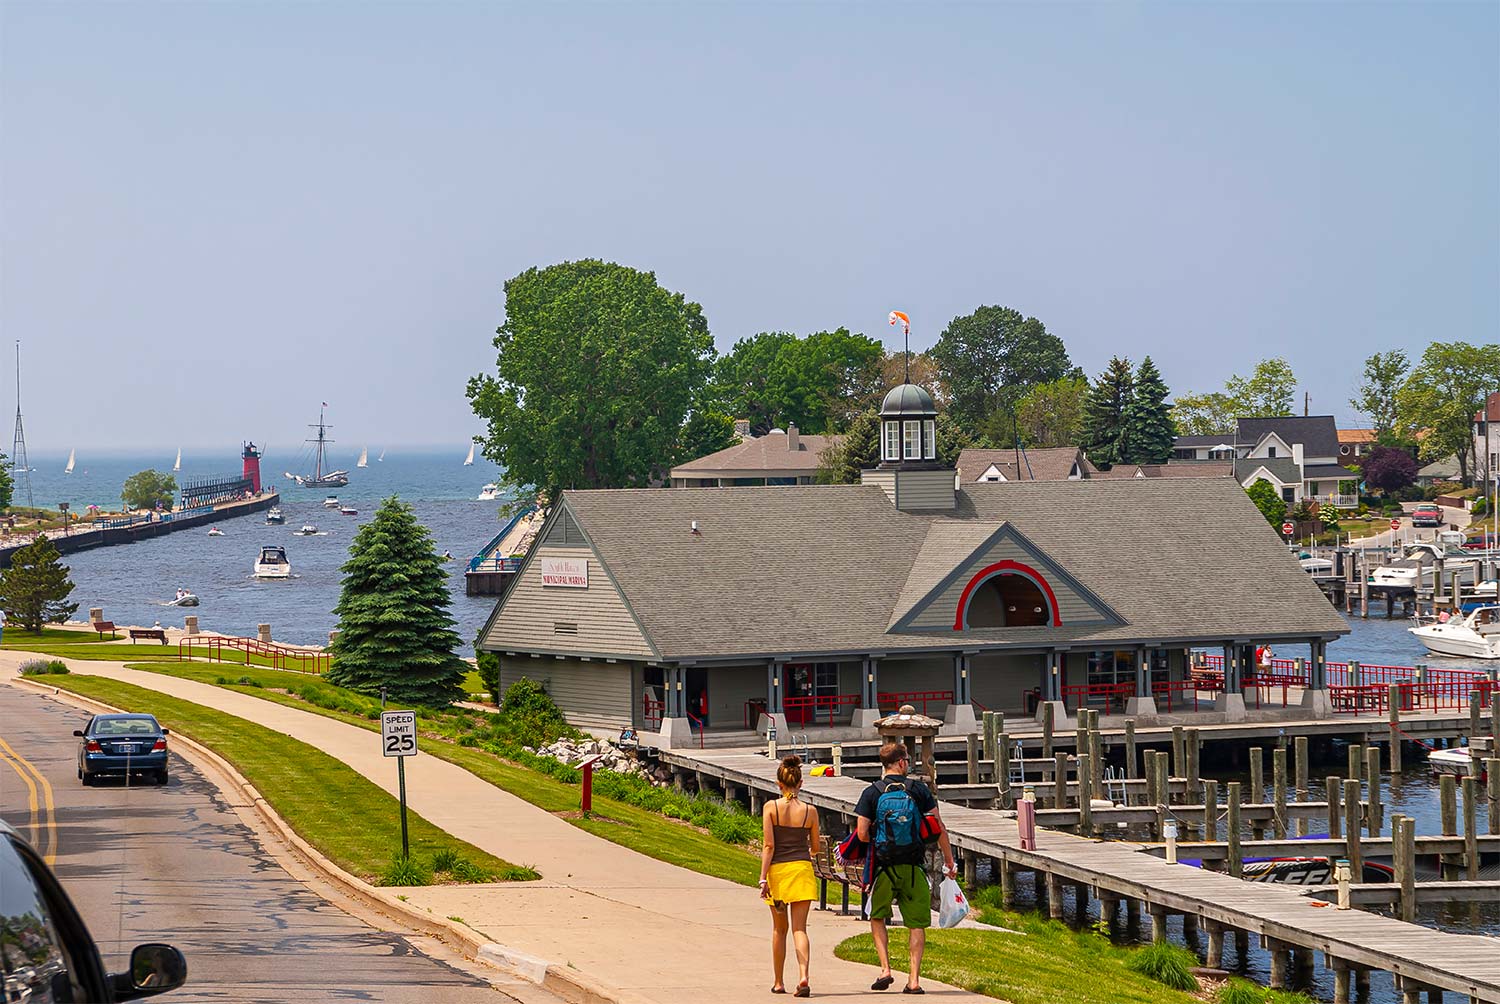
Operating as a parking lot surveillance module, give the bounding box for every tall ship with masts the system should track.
[287,404,350,488]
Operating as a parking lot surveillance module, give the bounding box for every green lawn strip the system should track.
[42,674,535,884]
[3,628,114,647]
[834,903,1200,1004]
[123,661,767,886]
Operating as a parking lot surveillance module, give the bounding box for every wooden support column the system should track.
[962,850,977,887]
[1272,747,1288,839]
[1202,779,1218,845]
[1153,752,1170,841]
[1331,959,1352,1004]
[1204,920,1224,969]
[1046,872,1063,920]
[1226,782,1242,879]
[1041,700,1054,759]
[1053,752,1069,809]
[1267,938,1289,988]
[999,857,1014,908]
[996,736,1011,799]
[966,734,979,785]
[1078,754,1093,835]
[1441,775,1459,880]
[767,661,784,716]
[1366,745,1384,836]
[1389,685,1403,771]
[1124,720,1137,782]
[1489,760,1500,835]
[1344,778,1362,880]
[1249,747,1266,840]
[1149,906,1168,943]
[1464,775,1480,881]
[1293,735,1309,837]
[1326,776,1341,839]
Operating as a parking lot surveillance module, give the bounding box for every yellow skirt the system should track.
[764,860,817,905]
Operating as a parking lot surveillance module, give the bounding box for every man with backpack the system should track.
[855,742,956,994]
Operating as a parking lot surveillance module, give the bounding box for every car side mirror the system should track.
[109,943,187,1000]
[161,728,170,735]
[73,730,84,737]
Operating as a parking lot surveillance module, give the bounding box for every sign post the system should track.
[1389,517,1401,532]
[380,710,418,858]
[577,753,604,814]
[1282,521,1294,539]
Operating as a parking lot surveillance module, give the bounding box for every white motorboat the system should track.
[295,524,318,536]
[253,545,291,578]
[339,505,358,516]
[323,496,341,509]
[1409,604,1500,660]
[169,591,199,607]
[478,483,500,502]
[1429,746,1487,780]
[266,506,285,524]
[207,527,224,537]
[1299,555,1333,575]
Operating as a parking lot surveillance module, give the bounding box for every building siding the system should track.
[483,543,655,658]
[894,469,957,510]
[879,655,953,716]
[970,652,1042,712]
[500,656,634,731]
[704,664,766,730]
[906,536,1111,630]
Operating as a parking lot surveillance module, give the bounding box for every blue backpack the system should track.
[873,780,924,866]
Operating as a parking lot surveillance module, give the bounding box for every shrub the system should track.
[498,677,578,747]
[19,659,69,676]
[450,858,494,883]
[379,853,432,887]
[1125,942,1199,992]
[475,650,500,703]
[431,848,462,872]
[1217,980,1266,1004]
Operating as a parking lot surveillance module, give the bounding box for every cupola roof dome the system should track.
[880,383,937,417]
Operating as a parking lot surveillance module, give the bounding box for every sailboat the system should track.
[289,404,351,488]
[377,448,386,462]
[463,442,476,466]
[64,448,75,474]
[173,448,182,473]
[357,446,368,469]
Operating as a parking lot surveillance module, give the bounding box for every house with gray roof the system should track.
[1173,416,1358,507]
[481,384,1349,745]
[669,424,839,487]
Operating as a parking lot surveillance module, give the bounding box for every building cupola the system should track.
[879,383,940,469]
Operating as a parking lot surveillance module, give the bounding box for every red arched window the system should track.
[953,560,1062,630]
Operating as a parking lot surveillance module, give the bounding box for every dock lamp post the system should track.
[58,502,69,535]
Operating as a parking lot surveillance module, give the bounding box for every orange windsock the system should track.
[888,310,910,335]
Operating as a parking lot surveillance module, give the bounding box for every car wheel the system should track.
[156,769,169,786]
[80,771,92,787]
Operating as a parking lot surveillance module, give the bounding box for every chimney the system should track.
[786,423,799,451]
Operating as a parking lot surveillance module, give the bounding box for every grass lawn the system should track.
[119,661,765,886]
[835,898,1201,1004]
[43,674,536,885]
[460,669,489,700]
[5,630,326,671]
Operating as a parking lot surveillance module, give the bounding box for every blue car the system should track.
[75,714,171,786]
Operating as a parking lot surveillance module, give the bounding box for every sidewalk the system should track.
[0,654,984,1004]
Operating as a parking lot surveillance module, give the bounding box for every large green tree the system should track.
[467,260,715,497]
[1225,358,1297,417]
[1009,376,1088,449]
[676,408,738,463]
[0,534,78,632]
[1349,350,1409,443]
[1081,357,1134,468]
[928,305,1076,437]
[328,497,466,708]
[1171,391,1237,436]
[121,470,176,510]
[1245,479,1287,528]
[1395,341,1500,487]
[713,328,884,434]
[1124,356,1176,464]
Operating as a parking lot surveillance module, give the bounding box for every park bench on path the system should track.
[129,628,167,645]
[92,621,117,640]
[811,841,856,917]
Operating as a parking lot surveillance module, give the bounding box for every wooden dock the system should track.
[661,747,1500,1003]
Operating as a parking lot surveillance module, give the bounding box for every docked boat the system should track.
[1370,543,1480,593]
[295,524,318,536]
[265,506,285,524]
[253,545,291,578]
[323,496,341,509]
[478,483,500,502]
[1410,604,1500,660]
[1298,553,1333,575]
[289,405,350,488]
[207,527,224,537]
[1429,745,1489,781]
[339,505,358,516]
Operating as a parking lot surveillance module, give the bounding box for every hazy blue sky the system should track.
[2,2,1495,455]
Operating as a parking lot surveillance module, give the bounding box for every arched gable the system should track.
[952,559,1061,630]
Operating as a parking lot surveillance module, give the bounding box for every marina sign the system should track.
[541,557,589,588]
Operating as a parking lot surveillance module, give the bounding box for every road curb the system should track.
[11,675,638,1004]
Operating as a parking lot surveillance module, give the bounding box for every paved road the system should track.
[0,683,533,1003]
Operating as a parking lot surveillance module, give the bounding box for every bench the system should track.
[92,621,117,640]
[811,842,856,917]
[129,628,167,645]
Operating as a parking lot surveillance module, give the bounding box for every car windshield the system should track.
[93,717,158,736]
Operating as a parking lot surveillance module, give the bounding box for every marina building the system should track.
[480,384,1348,744]
[669,424,840,487]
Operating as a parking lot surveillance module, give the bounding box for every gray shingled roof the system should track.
[1174,434,1237,449]
[1143,462,1234,479]
[549,478,1347,661]
[1236,457,1303,485]
[670,431,840,476]
[957,447,1087,482]
[1303,463,1358,480]
[1237,416,1341,459]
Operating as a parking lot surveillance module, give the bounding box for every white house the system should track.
[1173,416,1358,506]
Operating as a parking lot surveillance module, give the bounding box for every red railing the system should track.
[1154,678,1221,712]
[1333,679,1496,714]
[178,635,330,674]
[643,695,664,730]
[783,693,861,727]
[686,710,705,749]
[878,690,953,716]
[1061,681,1132,715]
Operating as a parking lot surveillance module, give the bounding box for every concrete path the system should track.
[0,653,984,1004]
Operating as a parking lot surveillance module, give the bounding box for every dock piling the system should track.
[1041,702,1054,760]
[1171,726,1185,788]
[1488,760,1500,834]
[966,734,979,785]
[1249,747,1266,840]
[1226,782,1242,878]
[1396,815,1417,922]
[1053,752,1068,809]
[1202,778,1218,845]
[1389,686,1403,772]
[996,735,1011,800]
[1343,778,1362,880]
[1046,872,1063,920]
[1293,735,1308,837]
[1186,728,1202,811]
[1366,746,1384,836]
[1272,747,1288,839]
[1204,920,1224,968]
[1078,754,1093,835]
[1440,775,1459,880]
[1326,776,1341,839]
[1471,691,1483,741]
[1153,752,1170,841]
[1463,776,1479,881]
[1346,743,1363,783]
[1124,719,1137,783]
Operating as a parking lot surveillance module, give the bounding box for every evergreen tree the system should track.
[0,535,78,632]
[1123,356,1176,464]
[818,410,880,484]
[1081,357,1134,468]
[328,497,466,707]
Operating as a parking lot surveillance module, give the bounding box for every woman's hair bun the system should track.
[781,754,802,768]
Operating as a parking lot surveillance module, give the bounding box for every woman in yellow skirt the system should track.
[759,754,821,997]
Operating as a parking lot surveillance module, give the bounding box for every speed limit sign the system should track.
[381,710,418,757]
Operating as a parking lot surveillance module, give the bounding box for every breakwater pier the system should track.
[0,490,280,568]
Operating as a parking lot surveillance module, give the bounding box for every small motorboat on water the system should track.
[1409,604,1500,660]
[266,506,285,524]
[207,527,224,537]
[323,496,341,509]
[1429,745,1489,781]
[339,505,357,516]
[477,483,500,502]
[253,545,291,579]
[295,524,318,536]
[169,590,199,607]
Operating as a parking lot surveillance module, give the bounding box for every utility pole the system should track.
[11,341,33,509]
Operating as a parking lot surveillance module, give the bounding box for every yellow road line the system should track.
[0,737,57,865]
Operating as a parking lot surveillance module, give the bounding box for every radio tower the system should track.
[12,341,33,508]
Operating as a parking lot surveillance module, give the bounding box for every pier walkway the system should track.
[662,747,1500,1002]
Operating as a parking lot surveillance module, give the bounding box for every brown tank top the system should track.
[769,799,812,864]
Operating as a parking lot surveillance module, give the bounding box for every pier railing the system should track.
[877,689,953,716]
[783,693,860,727]
[178,635,330,674]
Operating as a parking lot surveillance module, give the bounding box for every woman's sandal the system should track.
[794,983,811,998]
[902,987,925,995]
[770,987,787,995]
[871,975,895,991]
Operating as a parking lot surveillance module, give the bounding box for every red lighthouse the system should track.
[242,442,262,494]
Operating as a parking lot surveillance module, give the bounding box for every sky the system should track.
[2,2,1496,453]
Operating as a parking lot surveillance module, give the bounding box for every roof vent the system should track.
[553,621,578,636]
[690,520,701,536]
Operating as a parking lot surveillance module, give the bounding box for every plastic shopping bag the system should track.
[937,877,970,929]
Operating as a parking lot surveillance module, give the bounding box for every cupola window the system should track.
[883,421,901,461]
[923,419,936,460]
[903,421,921,460]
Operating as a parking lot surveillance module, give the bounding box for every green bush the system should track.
[1124,942,1198,992]
[431,847,462,872]
[19,659,69,676]
[498,676,577,747]
[475,650,500,702]
[379,853,432,887]
[1217,980,1266,1004]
